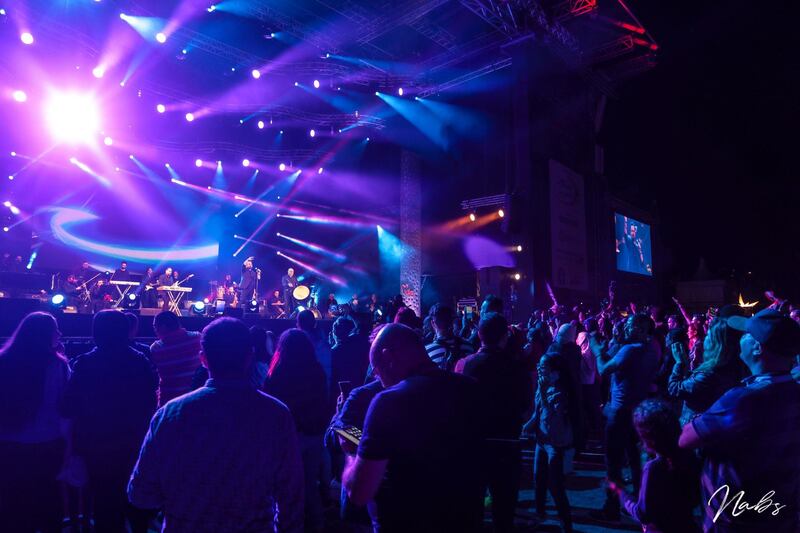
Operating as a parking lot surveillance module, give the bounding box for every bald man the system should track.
[343,324,484,532]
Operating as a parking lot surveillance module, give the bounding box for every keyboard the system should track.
[333,426,362,446]
[109,280,140,286]
[156,286,193,292]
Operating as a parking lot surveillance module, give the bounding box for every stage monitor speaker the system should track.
[139,308,160,317]
[223,307,244,319]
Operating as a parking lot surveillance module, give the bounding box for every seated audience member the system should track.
[455,312,533,532]
[330,316,371,404]
[609,399,701,533]
[590,313,660,521]
[150,311,202,404]
[425,303,474,371]
[343,324,484,533]
[126,312,152,359]
[264,329,328,532]
[0,313,69,533]
[128,317,303,532]
[668,307,746,425]
[679,309,800,532]
[63,310,159,533]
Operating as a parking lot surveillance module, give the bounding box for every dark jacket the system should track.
[62,345,159,457]
[330,335,371,404]
[531,342,583,448]
[667,361,742,425]
[264,361,328,436]
[456,347,533,439]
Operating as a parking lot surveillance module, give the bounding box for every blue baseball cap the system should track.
[727,309,800,357]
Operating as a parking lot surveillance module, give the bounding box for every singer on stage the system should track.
[281,267,297,314]
[239,257,260,302]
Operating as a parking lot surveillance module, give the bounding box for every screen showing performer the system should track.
[615,213,653,276]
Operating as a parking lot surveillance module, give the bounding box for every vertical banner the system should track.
[549,160,588,291]
[400,150,422,316]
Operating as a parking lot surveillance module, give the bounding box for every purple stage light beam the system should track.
[276,251,345,286]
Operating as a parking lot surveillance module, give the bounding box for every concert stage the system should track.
[0,297,331,341]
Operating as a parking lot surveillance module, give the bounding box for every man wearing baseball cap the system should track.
[679,309,800,532]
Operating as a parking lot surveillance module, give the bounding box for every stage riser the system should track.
[0,299,331,338]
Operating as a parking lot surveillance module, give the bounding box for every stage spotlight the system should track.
[0,9,6,15]
[7,176,13,181]
[398,87,404,96]
[122,292,140,309]
[156,103,166,113]
[45,92,100,145]
[20,32,34,45]
[103,136,113,146]
[514,273,521,281]
[516,245,523,252]
[12,90,27,103]
[155,32,167,43]
[165,163,171,168]
[92,66,105,78]
[313,79,320,89]
[207,4,216,12]
[309,129,316,138]
[2,227,7,232]
[10,152,16,157]
[247,299,259,313]
[191,300,206,315]
[185,112,194,122]
[251,69,261,79]
[242,159,250,167]
[469,212,476,222]
[279,163,286,171]
[50,293,66,309]
[257,120,264,129]
[498,209,505,218]
[195,159,203,167]
[318,167,323,174]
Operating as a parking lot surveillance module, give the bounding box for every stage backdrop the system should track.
[549,160,588,291]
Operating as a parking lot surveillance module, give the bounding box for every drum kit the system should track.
[292,283,322,318]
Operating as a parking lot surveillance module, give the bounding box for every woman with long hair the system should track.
[668,317,746,425]
[0,312,69,533]
[264,329,328,532]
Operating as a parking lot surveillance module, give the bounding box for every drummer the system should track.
[281,267,298,314]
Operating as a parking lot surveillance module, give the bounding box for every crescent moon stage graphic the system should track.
[49,207,219,262]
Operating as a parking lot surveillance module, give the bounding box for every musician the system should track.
[112,261,132,282]
[157,267,174,287]
[281,267,298,313]
[91,277,113,313]
[239,258,261,302]
[62,274,82,309]
[172,270,181,285]
[321,293,338,318]
[140,267,158,308]
[74,260,93,283]
[267,289,285,318]
[223,273,237,291]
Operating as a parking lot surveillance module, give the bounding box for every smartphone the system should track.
[334,426,363,446]
[338,380,353,398]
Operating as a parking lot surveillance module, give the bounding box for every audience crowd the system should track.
[1,289,799,533]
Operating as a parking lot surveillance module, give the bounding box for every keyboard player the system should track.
[111,261,132,282]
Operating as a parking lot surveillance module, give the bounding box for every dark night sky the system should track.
[603,1,799,297]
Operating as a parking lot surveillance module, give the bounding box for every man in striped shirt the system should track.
[425,304,475,371]
[150,311,202,405]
